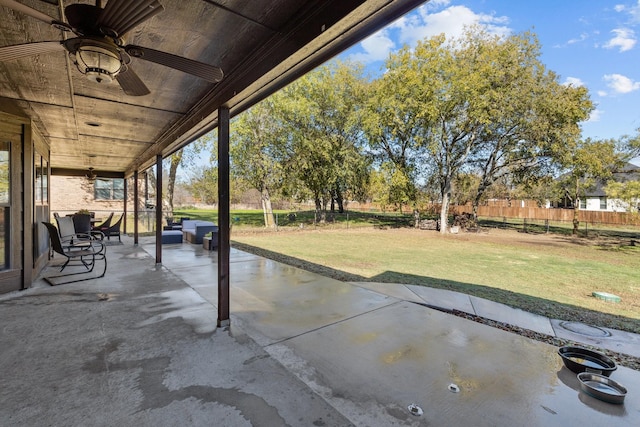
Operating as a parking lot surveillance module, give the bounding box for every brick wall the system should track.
[50,176,134,217]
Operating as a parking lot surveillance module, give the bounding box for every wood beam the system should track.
[155,155,162,264]
[217,106,230,327]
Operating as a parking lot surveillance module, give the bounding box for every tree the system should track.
[362,53,427,212]
[231,96,286,228]
[186,166,218,205]
[166,150,183,212]
[463,30,593,220]
[555,138,622,234]
[278,60,370,222]
[605,180,640,213]
[620,128,640,159]
[165,134,214,213]
[378,28,593,233]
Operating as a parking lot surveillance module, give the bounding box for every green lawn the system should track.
[172,208,413,228]
[173,207,640,333]
[229,226,640,334]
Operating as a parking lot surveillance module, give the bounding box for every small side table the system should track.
[202,233,218,251]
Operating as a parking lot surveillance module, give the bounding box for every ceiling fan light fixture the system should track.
[86,167,97,181]
[73,42,122,84]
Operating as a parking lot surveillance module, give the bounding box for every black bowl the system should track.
[558,346,617,377]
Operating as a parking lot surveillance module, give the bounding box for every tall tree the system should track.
[165,134,214,213]
[555,138,622,234]
[231,96,286,228]
[187,166,218,205]
[362,52,427,212]
[605,179,640,213]
[462,30,593,220]
[279,60,370,222]
[383,28,591,233]
[166,150,183,213]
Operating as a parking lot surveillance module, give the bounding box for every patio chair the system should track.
[55,215,91,247]
[42,222,107,285]
[72,213,92,235]
[91,212,113,239]
[105,213,123,241]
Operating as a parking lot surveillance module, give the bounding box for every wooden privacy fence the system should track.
[455,205,640,226]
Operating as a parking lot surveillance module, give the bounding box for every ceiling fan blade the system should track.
[125,45,224,83]
[0,41,63,62]
[0,0,71,31]
[97,0,164,37]
[64,3,101,34]
[116,64,151,96]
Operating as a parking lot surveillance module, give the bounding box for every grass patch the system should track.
[231,227,640,334]
[172,208,413,228]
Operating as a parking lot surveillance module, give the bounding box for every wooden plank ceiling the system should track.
[0,0,426,176]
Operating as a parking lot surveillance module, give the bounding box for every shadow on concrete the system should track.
[231,242,639,334]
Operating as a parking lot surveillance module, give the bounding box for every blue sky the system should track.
[341,0,640,143]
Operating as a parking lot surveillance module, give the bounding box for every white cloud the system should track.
[424,0,451,11]
[603,28,636,51]
[613,1,640,21]
[348,31,396,64]
[587,109,603,123]
[630,0,640,22]
[563,77,585,87]
[597,90,608,97]
[567,33,589,45]
[394,5,511,46]
[603,73,640,93]
[350,4,512,64]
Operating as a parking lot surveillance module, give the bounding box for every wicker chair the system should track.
[105,213,124,241]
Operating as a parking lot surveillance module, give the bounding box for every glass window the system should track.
[34,155,41,202]
[579,199,586,209]
[599,197,607,210]
[0,142,9,204]
[0,141,9,270]
[113,178,124,200]
[95,178,124,200]
[42,160,48,203]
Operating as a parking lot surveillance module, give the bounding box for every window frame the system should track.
[94,178,125,201]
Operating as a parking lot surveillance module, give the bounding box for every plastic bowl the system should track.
[577,372,627,404]
[558,346,617,377]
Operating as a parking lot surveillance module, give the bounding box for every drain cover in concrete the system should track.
[558,321,611,337]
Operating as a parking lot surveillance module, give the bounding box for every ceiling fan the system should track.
[0,0,224,96]
[86,167,97,181]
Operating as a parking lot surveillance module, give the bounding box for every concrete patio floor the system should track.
[1,236,638,426]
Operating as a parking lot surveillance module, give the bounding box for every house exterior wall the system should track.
[50,175,158,234]
[582,196,639,212]
[50,176,125,216]
[0,110,50,293]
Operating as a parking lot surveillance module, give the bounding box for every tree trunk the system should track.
[471,180,490,222]
[167,151,182,214]
[572,177,580,235]
[314,196,322,224]
[336,191,344,213]
[439,179,452,234]
[261,187,275,228]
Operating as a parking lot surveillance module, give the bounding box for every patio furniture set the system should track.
[161,217,219,249]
